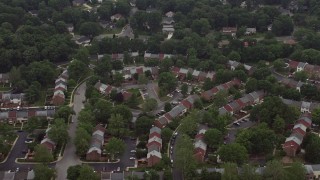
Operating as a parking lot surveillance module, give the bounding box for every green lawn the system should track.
[0,86,11,91]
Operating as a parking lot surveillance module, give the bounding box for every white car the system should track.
[130,150,136,153]
[129,157,136,160]
[25,140,33,144]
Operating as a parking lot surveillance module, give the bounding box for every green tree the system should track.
[245,78,258,93]
[78,165,100,180]
[67,165,81,180]
[105,137,126,160]
[305,134,320,163]
[191,18,211,35]
[127,93,139,108]
[25,117,41,134]
[135,116,153,136]
[142,98,158,112]
[222,162,239,180]
[34,164,55,180]
[228,51,241,61]
[213,90,228,107]
[179,111,198,136]
[287,162,306,180]
[263,160,288,180]
[218,143,248,165]
[34,145,54,163]
[112,105,133,123]
[312,108,320,126]
[272,115,285,133]
[175,134,196,178]
[68,60,88,81]
[158,72,177,96]
[204,128,223,148]
[94,100,113,123]
[48,118,69,145]
[164,102,172,112]
[54,106,73,122]
[272,15,294,36]
[25,81,41,103]
[74,128,91,156]
[294,71,308,82]
[161,128,173,145]
[202,78,214,91]
[79,22,102,37]
[181,84,188,96]
[108,114,128,138]
[273,59,286,72]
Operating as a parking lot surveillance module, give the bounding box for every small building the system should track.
[245,28,256,35]
[165,11,175,18]
[52,90,65,106]
[194,126,208,163]
[66,24,74,33]
[75,36,91,46]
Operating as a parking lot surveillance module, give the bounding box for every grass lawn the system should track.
[0,86,11,91]
[33,90,47,106]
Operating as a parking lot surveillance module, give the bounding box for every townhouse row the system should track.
[86,125,106,161]
[171,67,215,82]
[52,70,69,106]
[0,109,55,122]
[201,79,241,101]
[219,91,265,115]
[147,126,162,167]
[154,95,200,129]
[112,66,159,81]
[194,126,208,163]
[288,60,320,79]
[227,60,255,75]
[40,127,56,153]
[281,98,320,113]
[0,93,25,105]
[94,81,132,101]
[283,113,312,157]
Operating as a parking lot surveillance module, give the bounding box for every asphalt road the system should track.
[55,83,87,179]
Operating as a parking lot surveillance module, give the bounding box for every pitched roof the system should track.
[147,150,162,158]
[150,126,161,135]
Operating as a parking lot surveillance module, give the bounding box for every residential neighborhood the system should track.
[2,0,320,179]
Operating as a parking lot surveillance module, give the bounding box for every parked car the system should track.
[129,157,136,160]
[130,150,136,153]
[25,140,33,144]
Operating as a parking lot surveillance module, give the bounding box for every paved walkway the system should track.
[55,82,86,180]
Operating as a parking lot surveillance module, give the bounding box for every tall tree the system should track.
[48,118,69,145]
[175,134,196,178]
[222,162,239,180]
[263,160,288,180]
[204,128,223,148]
[105,137,126,160]
[218,143,248,165]
[142,98,158,112]
[34,164,56,180]
[78,165,100,180]
[108,114,128,138]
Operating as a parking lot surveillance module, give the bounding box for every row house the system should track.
[279,78,305,92]
[201,79,241,101]
[52,70,68,106]
[147,126,162,166]
[304,164,320,179]
[219,91,265,115]
[154,95,199,129]
[228,60,255,75]
[40,127,56,152]
[0,93,25,105]
[283,113,312,157]
[86,125,106,161]
[144,52,173,61]
[0,109,55,122]
[94,81,132,101]
[289,60,320,80]
[194,125,208,163]
[171,67,215,82]
[281,98,320,113]
[120,66,159,80]
[0,73,9,84]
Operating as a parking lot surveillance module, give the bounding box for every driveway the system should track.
[55,82,87,180]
